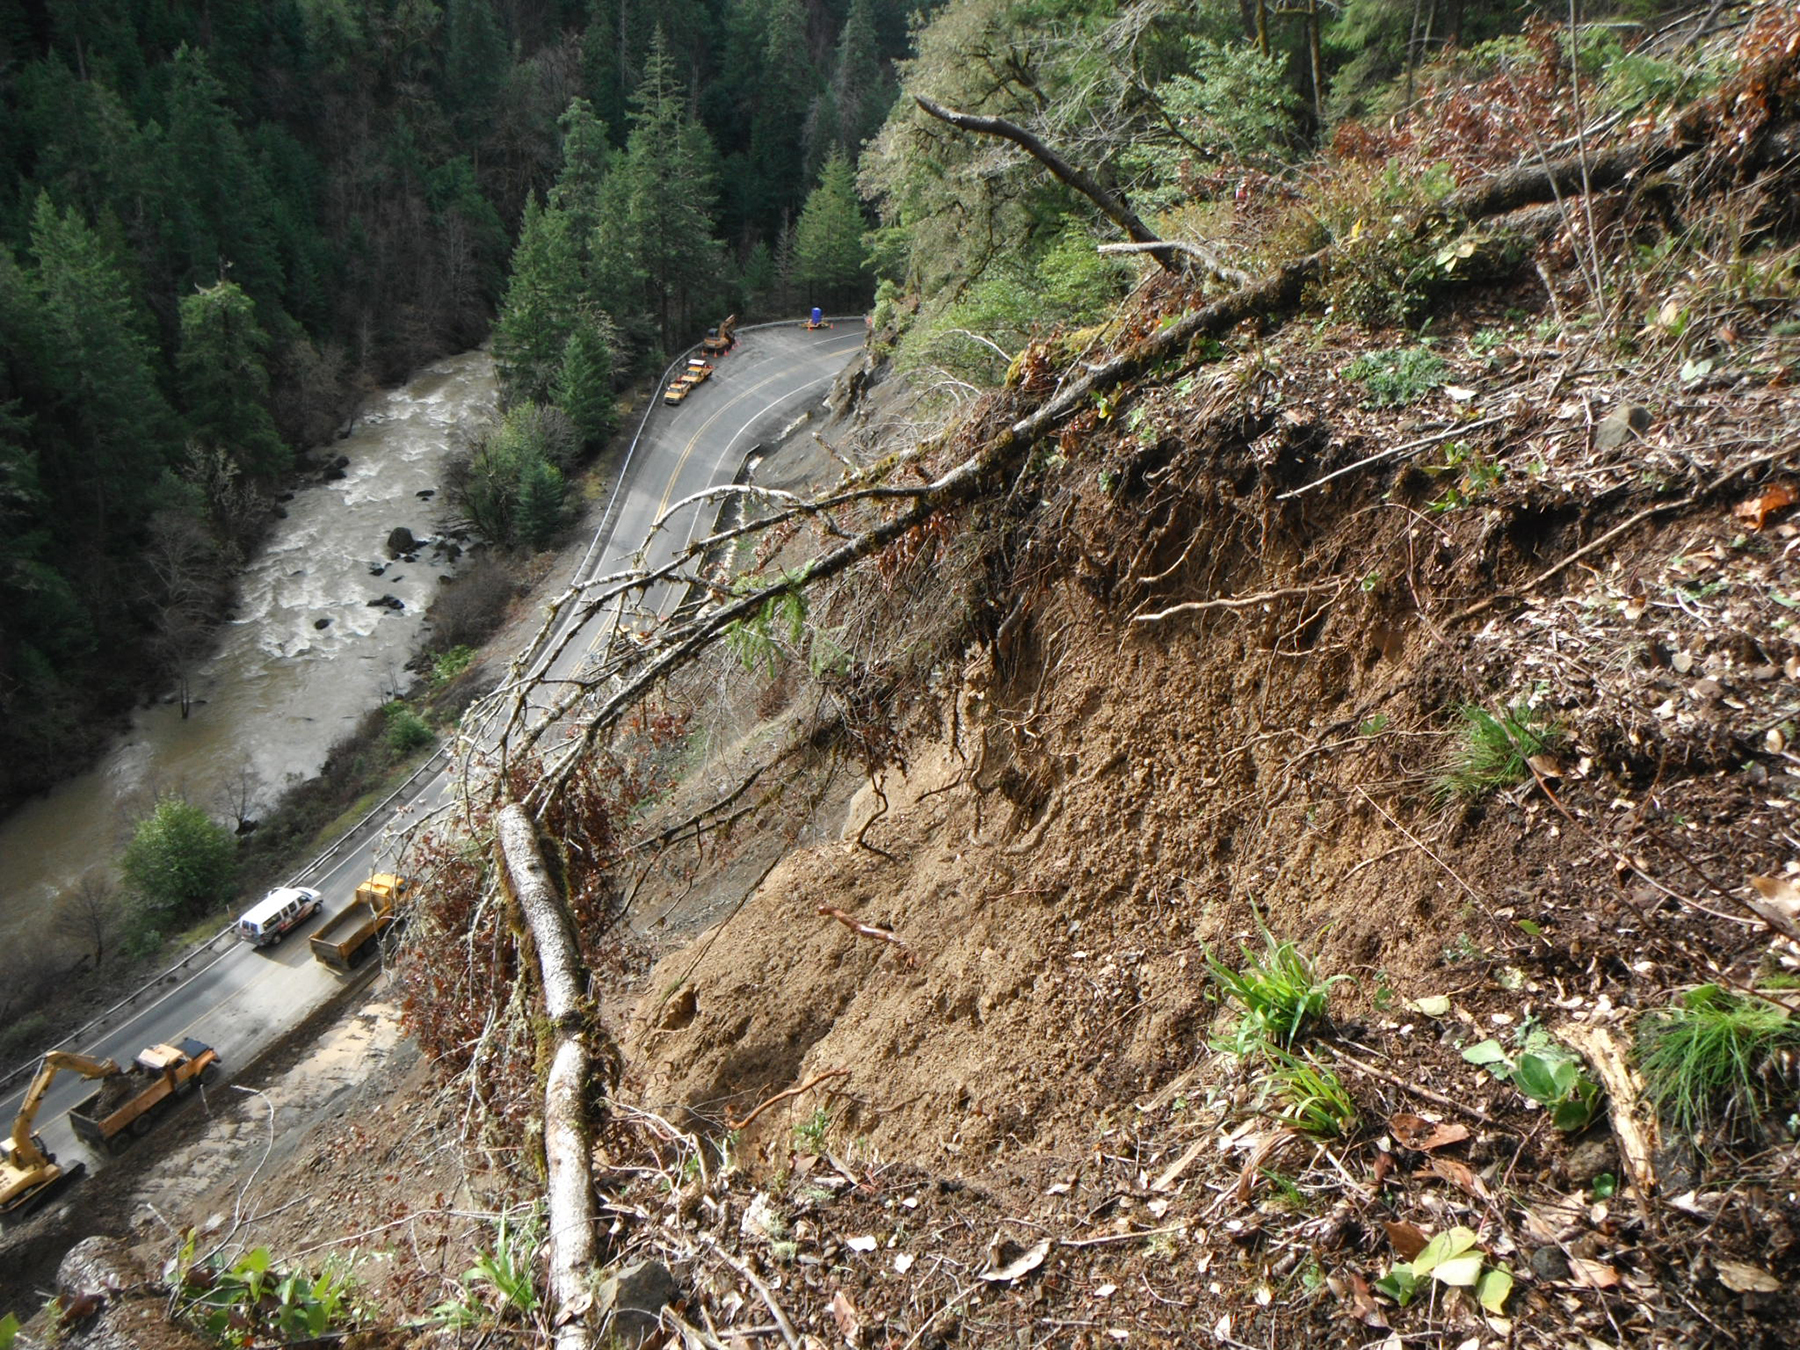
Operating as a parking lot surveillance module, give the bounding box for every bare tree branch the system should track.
[914,94,1181,274]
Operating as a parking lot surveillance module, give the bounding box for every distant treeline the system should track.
[0,0,911,811]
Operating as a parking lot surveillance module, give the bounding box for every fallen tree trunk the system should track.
[498,802,610,1350]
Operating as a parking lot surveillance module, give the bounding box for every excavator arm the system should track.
[6,1051,121,1170]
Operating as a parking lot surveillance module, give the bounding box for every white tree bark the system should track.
[498,802,599,1350]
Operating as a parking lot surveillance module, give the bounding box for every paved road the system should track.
[3,322,864,1184]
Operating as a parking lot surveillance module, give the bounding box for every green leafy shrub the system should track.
[433,1210,542,1327]
[383,703,434,755]
[1637,985,1800,1138]
[430,645,477,689]
[1434,703,1558,801]
[1343,346,1449,405]
[120,795,237,925]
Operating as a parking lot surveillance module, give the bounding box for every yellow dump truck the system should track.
[310,873,413,970]
[69,1039,218,1156]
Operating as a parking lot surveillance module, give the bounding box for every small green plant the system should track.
[430,644,477,688]
[794,1107,832,1155]
[1424,440,1504,512]
[1463,1034,1602,1131]
[1434,703,1558,801]
[1358,713,1390,737]
[1375,1226,1512,1314]
[434,1210,542,1326]
[1343,346,1448,406]
[1265,1049,1358,1137]
[176,1241,362,1343]
[1205,921,1346,1052]
[1636,985,1800,1139]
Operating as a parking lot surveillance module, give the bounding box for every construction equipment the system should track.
[311,873,414,970]
[663,357,715,406]
[804,307,833,330]
[700,314,738,356]
[0,1050,123,1216]
[69,1039,218,1156]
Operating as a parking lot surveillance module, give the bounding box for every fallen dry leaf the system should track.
[1716,1260,1782,1293]
[1429,1155,1491,1200]
[1568,1257,1621,1290]
[831,1289,863,1342]
[1734,482,1798,530]
[1347,1271,1389,1328]
[981,1237,1052,1283]
[1748,875,1800,935]
[1390,1112,1471,1152]
[1383,1221,1429,1261]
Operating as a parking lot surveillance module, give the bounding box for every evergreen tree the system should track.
[155,45,282,307]
[792,153,868,306]
[514,453,566,549]
[446,0,509,141]
[828,0,891,158]
[616,28,723,346]
[747,0,817,231]
[25,193,178,540]
[492,195,580,404]
[178,279,289,478]
[555,320,618,449]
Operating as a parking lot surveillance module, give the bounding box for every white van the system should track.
[238,886,322,947]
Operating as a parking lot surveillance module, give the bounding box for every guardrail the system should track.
[0,315,865,1099]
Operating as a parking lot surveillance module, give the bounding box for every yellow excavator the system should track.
[0,1050,122,1217]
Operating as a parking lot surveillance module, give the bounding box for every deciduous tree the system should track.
[120,795,237,926]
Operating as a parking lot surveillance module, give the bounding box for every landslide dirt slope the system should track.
[602,30,1800,1350]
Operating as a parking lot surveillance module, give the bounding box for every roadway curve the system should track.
[3,322,866,1187]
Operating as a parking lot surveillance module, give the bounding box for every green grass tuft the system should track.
[1636,985,1800,1139]
[1206,924,1346,1053]
[1265,1048,1358,1137]
[1434,703,1558,802]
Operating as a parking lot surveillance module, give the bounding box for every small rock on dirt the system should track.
[1531,1245,1572,1281]
[1557,1134,1615,1184]
[1595,403,1652,450]
[596,1260,679,1347]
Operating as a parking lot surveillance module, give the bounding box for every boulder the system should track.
[386,526,418,557]
[366,594,405,611]
[314,618,332,630]
[416,488,436,500]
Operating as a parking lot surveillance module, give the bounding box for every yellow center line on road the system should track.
[585,334,864,651]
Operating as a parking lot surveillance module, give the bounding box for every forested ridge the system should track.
[0,0,909,811]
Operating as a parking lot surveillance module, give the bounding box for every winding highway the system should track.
[2,321,865,1197]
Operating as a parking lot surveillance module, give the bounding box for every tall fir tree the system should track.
[555,320,618,449]
[792,152,868,307]
[177,279,289,479]
[491,195,580,403]
[25,193,178,542]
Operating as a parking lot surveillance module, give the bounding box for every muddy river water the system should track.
[0,350,498,947]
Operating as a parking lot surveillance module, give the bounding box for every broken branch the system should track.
[724,1068,852,1132]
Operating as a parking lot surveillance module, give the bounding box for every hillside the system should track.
[18,4,1800,1350]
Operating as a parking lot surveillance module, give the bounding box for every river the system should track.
[0,349,498,948]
